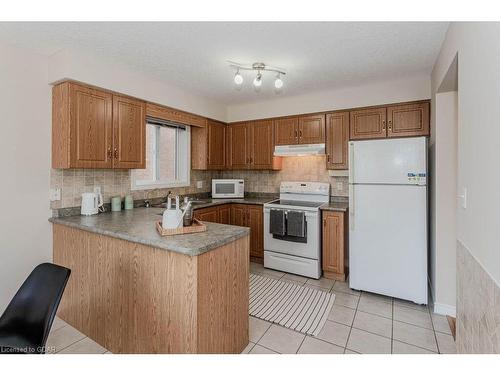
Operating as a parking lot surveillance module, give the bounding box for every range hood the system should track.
[274,143,326,157]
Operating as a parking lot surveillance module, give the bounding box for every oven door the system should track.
[263,207,320,260]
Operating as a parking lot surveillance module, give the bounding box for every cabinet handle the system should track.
[327,155,330,162]
[382,120,386,131]
[323,219,327,227]
[299,130,302,137]
[294,129,298,138]
[114,148,118,159]
[107,147,112,159]
[249,157,253,164]
[388,120,393,131]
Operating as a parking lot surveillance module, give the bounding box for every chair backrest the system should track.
[0,263,71,353]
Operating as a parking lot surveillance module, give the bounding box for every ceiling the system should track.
[0,22,448,105]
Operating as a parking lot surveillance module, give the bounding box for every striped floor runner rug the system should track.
[249,273,335,336]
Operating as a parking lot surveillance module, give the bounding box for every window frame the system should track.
[131,120,191,191]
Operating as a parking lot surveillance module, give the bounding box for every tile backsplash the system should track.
[50,155,348,210]
[221,155,349,196]
[50,168,215,210]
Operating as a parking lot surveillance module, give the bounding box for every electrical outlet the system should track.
[49,188,61,201]
[94,186,102,195]
[458,187,467,209]
[197,181,203,189]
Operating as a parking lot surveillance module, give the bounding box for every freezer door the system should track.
[349,137,427,185]
[349,184,427,304]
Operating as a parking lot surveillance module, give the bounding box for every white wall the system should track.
[432,23,500,286]
[48,48,226,122]
[0,43,52,312]
[429,90,458,315]
[227,74,431,122]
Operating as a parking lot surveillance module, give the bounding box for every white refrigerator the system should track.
[348,137,428,304]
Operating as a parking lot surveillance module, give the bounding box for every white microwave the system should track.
[212,179,244,198]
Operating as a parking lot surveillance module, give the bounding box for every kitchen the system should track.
[1,17,499,363]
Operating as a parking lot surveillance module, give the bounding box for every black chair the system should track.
[0,263,71,354]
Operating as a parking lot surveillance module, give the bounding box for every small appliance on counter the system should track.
[212,179,244,198]
[162,196,186,230]
[81,192,104,216]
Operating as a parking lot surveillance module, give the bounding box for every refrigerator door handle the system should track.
[348,142,354,184]
[349,184,354,231]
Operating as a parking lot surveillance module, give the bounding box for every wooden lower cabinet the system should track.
[218,205,231,224]
[322,210,348,281]
[193,206,219,223]
[193,203,264,263]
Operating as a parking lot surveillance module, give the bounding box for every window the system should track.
[131,119,190,190]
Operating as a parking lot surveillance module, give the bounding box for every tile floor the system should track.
[49,262,456,354]
[247,262,456,354]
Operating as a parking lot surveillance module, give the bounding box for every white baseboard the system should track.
[433,302,456,317]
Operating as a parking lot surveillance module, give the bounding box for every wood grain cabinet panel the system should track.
[298,114,325,144]
[52,81,146,169]
[193,206,219,223]
[249,119,274,169]
[247,205,264,260]
[322,211,347,281]
[207,120,226,169]
[112,95,146,169]
[350,107,387,140]
[146,102,206,128]
[387,102,430,137]
[227,122,250,169]
[230,204,247,228]
[218,205,231,224]
[326,112,349,170]
[274,117,299,145]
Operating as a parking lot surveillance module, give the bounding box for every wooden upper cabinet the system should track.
[227,122,250,169]
[350,107,387,140]
[387,102,430,138]
[326,112,349,170]
[298,114,325,144]
[52,81,146,169]
[53,82,114,169]
[250,119,274,169]
[146,102,206,128]
[274,117,298,145]
[207,119,226,169]
[112,95,146,169]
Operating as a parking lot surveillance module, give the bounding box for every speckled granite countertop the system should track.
[49,207,250,256]
[190,196,278,209]
[319,202,349,212]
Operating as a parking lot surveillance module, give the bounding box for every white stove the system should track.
[263,181,330,279]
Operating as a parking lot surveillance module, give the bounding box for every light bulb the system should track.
[274,77,283,90]
[253,73,262,88]
[234,71,243,86]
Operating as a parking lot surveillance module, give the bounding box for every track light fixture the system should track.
[228,61,286,93]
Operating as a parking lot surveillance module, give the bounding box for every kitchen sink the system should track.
[152,199,209,208]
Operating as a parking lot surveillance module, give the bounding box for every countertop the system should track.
[49,207,250,256]
[319,201,349,212]
[189,196,278,209]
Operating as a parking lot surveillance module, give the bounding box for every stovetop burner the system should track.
[267,199,324,208]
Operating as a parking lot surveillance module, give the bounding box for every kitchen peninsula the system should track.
[49,207,250,354]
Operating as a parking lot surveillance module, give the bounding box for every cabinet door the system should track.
[227,122,249,169]
[194,207,219,223]
[230,204,247,227]
[349,107,387,140]
[387,102,430,138]
[274,117,298,145]
[247,205,264,259]
[298,114,325,144]
[249,119,274,169]
[326,112,350,170]
[207,119,226,169]
[218,205,231,225]
[70,84,113,168]
[112,95,146,169]
[322,211,345,276]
